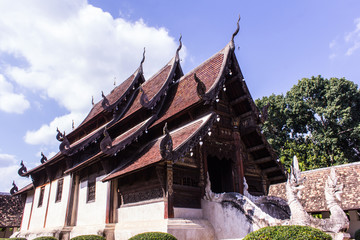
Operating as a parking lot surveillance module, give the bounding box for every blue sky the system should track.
[0,0,359,192]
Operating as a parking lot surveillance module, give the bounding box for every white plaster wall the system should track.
[28,184,50,230]
[202,199,253,239]
[45,175,71,228]
[117,201,164,223]
[76,175,108,226]
[20,190,34,231]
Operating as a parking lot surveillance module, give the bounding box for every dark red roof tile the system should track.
[154,50,226,126]
[123,62,173,119]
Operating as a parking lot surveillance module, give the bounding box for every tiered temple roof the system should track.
[16,30,286,194]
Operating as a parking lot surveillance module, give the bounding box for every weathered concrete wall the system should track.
[202,199,253,239]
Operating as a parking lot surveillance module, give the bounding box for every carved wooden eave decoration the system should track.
[159,123,173,159]
[10,181,18,195]
[102,113,216,182]
[12,183,34,196]
[40,152,47,164]
[18,160,27,177]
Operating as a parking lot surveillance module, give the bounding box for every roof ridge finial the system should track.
[231,15,241,48]
[176,34,182,60]
[140,47,146,73]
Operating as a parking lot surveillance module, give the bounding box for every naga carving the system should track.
[56,128,70,152]
[18,160,27,176]
[101,91,110,110]
[286,156,349,233]
[40,152,47,164]
[139,86,150,108]
[204,155,349,238]
[100,127,112,153]
[194,73,206,100]
[10,181,18,195]
[204,173,284,230]
[160,123,173,160]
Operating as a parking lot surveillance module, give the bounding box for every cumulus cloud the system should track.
[0,0,185,146]
[0,74,30,113]
[345,18,360,56]
[24,112,85,146]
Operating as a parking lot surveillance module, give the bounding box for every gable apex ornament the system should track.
[176,34,182,61]
[140,47,146,73]
[230,15,241,49]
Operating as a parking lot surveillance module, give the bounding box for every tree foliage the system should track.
[256,76,360,170]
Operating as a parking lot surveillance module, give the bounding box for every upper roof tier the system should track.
[19,32,287,186]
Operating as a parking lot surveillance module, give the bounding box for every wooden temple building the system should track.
[13,24,286,240]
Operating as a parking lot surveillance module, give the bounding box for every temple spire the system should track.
[230,15,241,49]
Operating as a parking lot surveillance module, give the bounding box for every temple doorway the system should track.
[207,155,234,193]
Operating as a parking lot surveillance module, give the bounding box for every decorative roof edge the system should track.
[101,113,215,182]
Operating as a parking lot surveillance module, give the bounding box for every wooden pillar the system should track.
[106,180,117,223]
[65,174,79,226]
[199,145,206,196]
[44,182,52,228]
[164,160,174,218]
[232,117,245,194]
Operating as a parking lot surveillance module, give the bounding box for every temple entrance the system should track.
[207,155,233,193]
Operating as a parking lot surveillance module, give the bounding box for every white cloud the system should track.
[0,154,31,193]
[0,153,17,166]
[345,18,360,56]
[0,74,30,114]
[0,0,186,146]
[25,112,86,146]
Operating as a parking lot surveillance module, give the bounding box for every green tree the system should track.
[256,76,360,170]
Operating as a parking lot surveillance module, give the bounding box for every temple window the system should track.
[55,178,64,202]
[38,186,45,207]
[87,179,96,202]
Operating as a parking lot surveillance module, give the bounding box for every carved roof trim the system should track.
[102,116,155,156]
[73,66,145,132]
[153,45,230,127]
[121,55,182,120]
[64,152,103,174]
[102,113,215,182]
